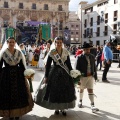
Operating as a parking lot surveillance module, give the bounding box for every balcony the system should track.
[84,24,87,28]
[97,21,100,25]
[83,34,86,38]
[96,32,100,37]
[58,8,63,11]
[105,19,108,23]
[103,31,108,36]
[114,17,117,21]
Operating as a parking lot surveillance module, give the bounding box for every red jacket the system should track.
[75,49,83,58]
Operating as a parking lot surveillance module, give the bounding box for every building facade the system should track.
[78,0,120,46]
[68,12,81,45]
[0,0,70,41]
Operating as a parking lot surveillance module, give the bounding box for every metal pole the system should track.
[58,13,59,36]
[81,7,82,46]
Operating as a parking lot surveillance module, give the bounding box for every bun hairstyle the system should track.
[7,37,16,42]
[55,36,63,43]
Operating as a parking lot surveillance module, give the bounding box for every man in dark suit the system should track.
[75,43,99,113]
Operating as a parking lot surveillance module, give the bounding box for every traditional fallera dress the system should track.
[0,49,34,117]
[28,47,36,65]
[37,49,45,70]
[36,48,76,110]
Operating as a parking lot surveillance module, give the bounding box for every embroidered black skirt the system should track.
[43,65,76,109]
[0,66,29,110]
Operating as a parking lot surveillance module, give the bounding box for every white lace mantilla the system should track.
[2,49,23,66]
[49,48,69,65]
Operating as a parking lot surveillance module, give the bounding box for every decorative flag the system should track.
[6,27,15,39]
[36,24,42,43]
[42,24,51,41]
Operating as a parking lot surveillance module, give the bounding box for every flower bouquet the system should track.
[24,69,35,93]
[70,70,82,84]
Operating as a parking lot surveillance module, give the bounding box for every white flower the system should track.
[24,69,35,77]
[70,70,81,78]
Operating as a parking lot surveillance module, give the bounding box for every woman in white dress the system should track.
[28,44,36,65]
[38,47,45,70]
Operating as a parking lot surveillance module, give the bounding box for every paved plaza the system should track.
[1,55,120,120]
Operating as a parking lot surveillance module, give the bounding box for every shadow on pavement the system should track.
[48,109,120,120]
[82,106,120,120]
[109,70,120,73]
[1,109,120,120]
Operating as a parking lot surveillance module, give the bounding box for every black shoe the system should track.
[9,118,14,120]
[55,110,59,115]
[61,110,66,116]
[102,80,110,83]
[15,117,19,120]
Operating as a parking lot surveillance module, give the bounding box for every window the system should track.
[114,0,118,4]
[104,26,108,36]
[114,11,117,17]
[90,28,93,37]
[3,20,9,27]
[76,25,79,27]
[44,4,48,10]
[84,30,86,38]
[90,18,93,26]
[19,3,23,9]
[113,24,117,34]
[105,13,108,23]
[104,40,106,45]
[114,11,118,21]
[59,22,63,30]
[76,32,78,34]
[105,13,108,19]
[58,5,62,11]
[87,28,90,37]
[71,25,74,28]
[32,3,36,9]
[97,16,100,25]
[96,27,100,37]
[84,19,87,28]
[4,2,8,8]
[91,7,93,12]
[96,41,100,46]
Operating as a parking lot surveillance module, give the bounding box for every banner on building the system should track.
[6,28,15,39]
[42,24,51,41]
[63,29,71,45]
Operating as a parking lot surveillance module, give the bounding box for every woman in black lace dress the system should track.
[43,36,76,116]
[0,37,34,120]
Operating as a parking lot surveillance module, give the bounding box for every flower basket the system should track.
[24,69,35,93]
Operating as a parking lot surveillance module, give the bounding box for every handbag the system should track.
[101,52,104,61]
